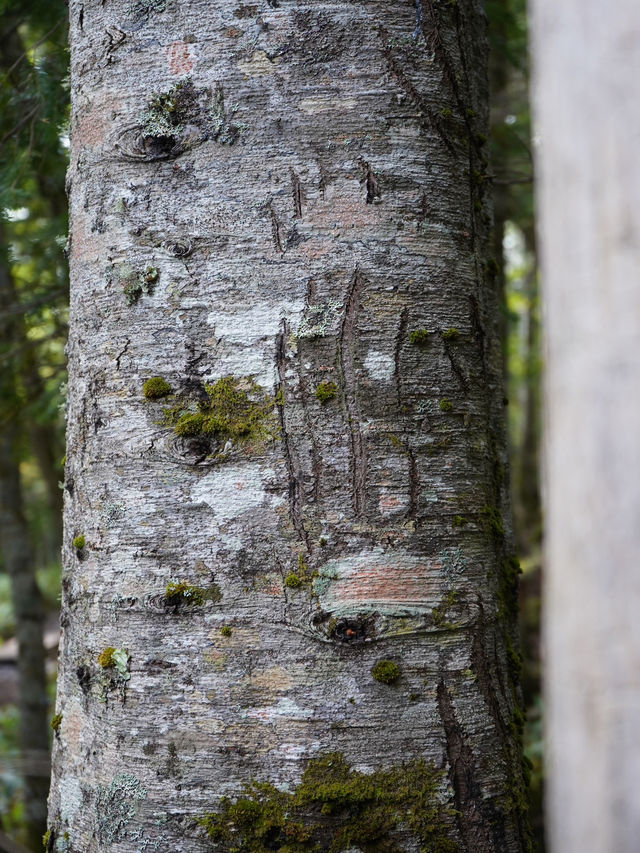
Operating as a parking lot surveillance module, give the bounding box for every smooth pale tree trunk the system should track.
[532,3,640,853]
[49,2,529,851]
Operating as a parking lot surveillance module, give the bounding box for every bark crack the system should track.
[337,269,367,518]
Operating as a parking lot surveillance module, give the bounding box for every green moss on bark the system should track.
[165,580,222,607]
[143,376,172,399]
[315,381,337,403]
[198,752,458,852]
[167,376,276,446]
[371,660,401,685]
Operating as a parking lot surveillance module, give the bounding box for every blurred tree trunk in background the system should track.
[0,238,49,851]
[0,3,69,847]
[48,2,531,851]
[533,2,640,852]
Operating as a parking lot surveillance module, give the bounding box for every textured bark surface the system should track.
[532,3,640,853]
[49,2,528,850]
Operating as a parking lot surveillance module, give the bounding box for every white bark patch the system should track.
[60,775,83,825]
[298,96,358,115]
[245,697,314,722]
[364,349,395,381]
[190,463,282,520]
[238,50,279,77]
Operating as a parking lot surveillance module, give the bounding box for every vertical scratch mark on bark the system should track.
[437,680,494,852]
[394,306,409,407]
[337,269,367,517]
[365,167,381,204]
[442,336,469,395]
[276,325,309,548]
[306,277,317,302]
[407,447,419,523]
[378,26,456,158]
[269,202,283,254]
[291,169,302,218]
[468,295,487,382]
[470,602,507,733]
[423,0,481,254]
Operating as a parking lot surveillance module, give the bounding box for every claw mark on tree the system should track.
[379,26,456,158]
[407,446,419,522]
[394,306,409,406]
[365,165,381,204]
[442,333,469,395]
[276,325,309,548]
[291,169,303,218]
[468,294,487,382]
[437,679,494,851]
[337,269,367,517]
[268,201,283,253]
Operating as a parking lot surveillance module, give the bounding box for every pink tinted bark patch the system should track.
[167,41,197,75]
[315,553,441,613]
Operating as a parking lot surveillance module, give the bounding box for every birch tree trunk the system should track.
[48,2,530,851]
[532,3,640,852]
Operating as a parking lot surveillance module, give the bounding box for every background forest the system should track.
[0,1,541,850]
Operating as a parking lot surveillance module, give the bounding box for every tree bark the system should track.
[49,2,529,851]
[532,2,640,852]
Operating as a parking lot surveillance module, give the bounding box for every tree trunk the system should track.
[0,241,50,852]
[532,3,640,852]
[49,2,529,851]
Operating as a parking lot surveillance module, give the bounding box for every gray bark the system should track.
[532,2,640,852]
[49,2,529,851]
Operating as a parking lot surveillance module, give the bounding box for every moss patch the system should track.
[439,399,453,413]
[98,647,129,674]
[441,328,460,341]
[198,751,457,852]
[371,660,401,685]
[50,713,62,732]
[165,580,222,607]
[143,376,172,399]
[409,328,430,346]
[221,625,233,637]
[315,381,337,404]
[480,504,504,538]
[167,376,276,449]
[73,534,85,550]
